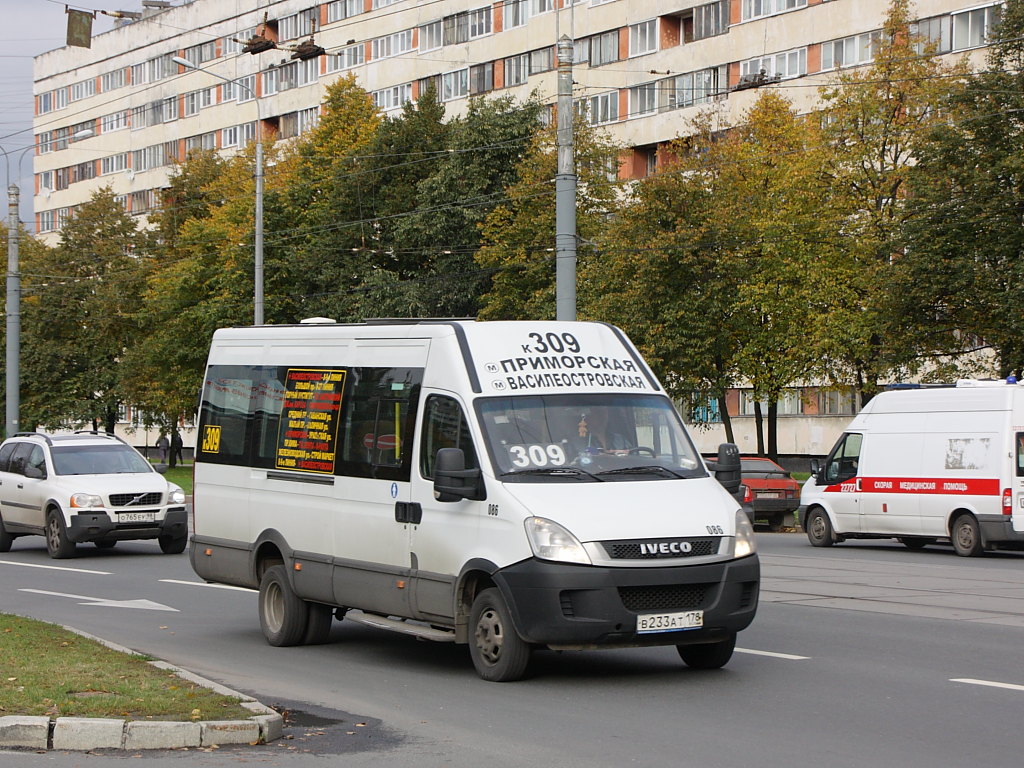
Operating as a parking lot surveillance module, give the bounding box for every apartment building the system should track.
[32,0,1000,237]
[30,0,1002,456]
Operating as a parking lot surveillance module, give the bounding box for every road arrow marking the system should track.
[159,578,252,592]
[19,588,178,612]
[951,678,1024,692]
[736,648,810,660]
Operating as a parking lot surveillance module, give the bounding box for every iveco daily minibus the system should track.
[190,320,759,680]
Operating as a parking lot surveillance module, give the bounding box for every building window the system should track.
[183,40,216,65]
[236,74,256,102]
[101,68,127,92]
[693,1,728,39]
[372,83,413,111]
[160,96,178,122]
[373,29,414,59]
[223,27,255,55]
[279,8,319,41]
[589,30,619,67]
[184,87,213,116]
[327,0,361,22]
[629,19,658,57]
[470,62,494,95]
[629,83,656,116]
[372,0,404,7]
[101,110,128,132]
[222,125,239,148]
[821,31,879,70]
[297,107,320,134]
[39,210,56,232]
[741,0,806,22]
[442,69,469,101]
[504,0,528,28]
[101,153,128,175]
[419,20,442,51]
[468,6,492,38]
[819,388,856,415]
[529,47,554,74]
[741,47,807,80]
[670,66,726,108]
[69,78,96,102]
[582,91,618,125]
[913,16,951,54]
[298,58,318,86]
[327,43,365,72]
[531,0,553,14]
[952,4,1000,50]
[505,52,529,86]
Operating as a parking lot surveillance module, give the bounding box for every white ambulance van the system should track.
[190,320,759,681]
[800,380,1024,557]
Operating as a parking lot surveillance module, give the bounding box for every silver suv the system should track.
[0,432,187,558]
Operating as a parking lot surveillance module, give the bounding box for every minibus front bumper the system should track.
[493,554,759,649]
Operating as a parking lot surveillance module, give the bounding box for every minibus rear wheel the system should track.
[259,565,309,646]
[469,588,531,682]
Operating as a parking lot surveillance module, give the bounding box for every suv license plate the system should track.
[637,610,703,634]
[118,512,155,523]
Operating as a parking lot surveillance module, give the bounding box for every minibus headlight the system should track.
[70,493,103,509]
[524,517,591,565]
[734,509,757,558]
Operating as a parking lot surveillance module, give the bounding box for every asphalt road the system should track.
[1,532,1022,767]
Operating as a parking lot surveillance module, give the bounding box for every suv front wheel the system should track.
[45,509,76,559]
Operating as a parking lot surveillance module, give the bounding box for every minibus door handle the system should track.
[395,501,423,525]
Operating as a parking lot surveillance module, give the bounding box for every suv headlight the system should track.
[169,487,185,505]
[70,493,104,509]
[734,508,757,558]
[524,517,591,565]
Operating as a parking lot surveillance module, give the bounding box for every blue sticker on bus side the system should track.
[391,482,398,499]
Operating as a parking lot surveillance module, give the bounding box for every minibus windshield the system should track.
[476,394,706,482]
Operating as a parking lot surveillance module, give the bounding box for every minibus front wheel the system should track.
[469,588,531,682]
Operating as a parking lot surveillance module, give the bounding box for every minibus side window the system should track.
[420,396,479,480]
[197,365,263,466]
[824,433,862,484]
[1016,433,1024,477]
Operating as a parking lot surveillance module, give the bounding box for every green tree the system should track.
[21,189,145,432]
[816,0,967,400]
[901,0,1024,376]
[475,111,622,320]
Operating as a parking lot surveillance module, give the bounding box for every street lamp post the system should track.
[172,56,264,325]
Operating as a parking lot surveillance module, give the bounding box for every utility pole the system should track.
[6,182,19,438]
[555,34,577,322]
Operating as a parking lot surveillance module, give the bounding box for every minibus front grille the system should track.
[618,585,707,613]
[603,537,718,560]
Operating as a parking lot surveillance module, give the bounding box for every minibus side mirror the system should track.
[433,448,485,503]
[708,442,741,495]
[809,458,820,478]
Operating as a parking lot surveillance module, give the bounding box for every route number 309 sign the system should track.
[507,443,567,468]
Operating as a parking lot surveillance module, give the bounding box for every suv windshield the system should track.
[50,444,153,476]
[477,394,706,482]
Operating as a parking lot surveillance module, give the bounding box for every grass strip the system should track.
[0,614,254,721]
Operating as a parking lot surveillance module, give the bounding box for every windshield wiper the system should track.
[500,467,602,481]
[596,465,686,479]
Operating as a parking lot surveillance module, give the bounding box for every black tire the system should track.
[158,535,187,554]
[301,603,334,645]
[805,508,834,547]
[951,514,983,557]
[0,514,13,553]
[94,539,117,549]
[677,634,736,669]
[45,510,76,559]
[258,565,309,646]
[469,588,531,682]
[899,537,935,551]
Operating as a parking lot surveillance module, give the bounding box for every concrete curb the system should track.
[0,626,282,752]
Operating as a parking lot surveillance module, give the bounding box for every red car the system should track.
[740,457,801,531]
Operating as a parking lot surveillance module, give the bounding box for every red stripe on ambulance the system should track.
[825,477,1000,495]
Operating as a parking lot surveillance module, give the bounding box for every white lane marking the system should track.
[736,648,810,660]
[20,588,178,612]
[951,678,1024,692]
[0,559,110,575]
[159,579,253,592]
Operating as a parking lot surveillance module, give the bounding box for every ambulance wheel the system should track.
[677,634,736,669]
[302,603,334,645]
[951,514,983,557]
[259,565,309,646]
[805,508,834,547]
[469,588,531,682]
